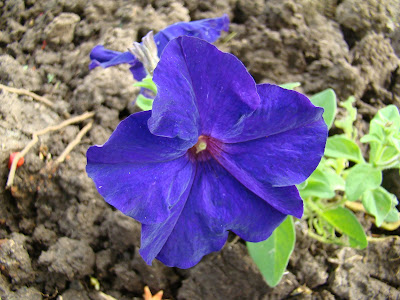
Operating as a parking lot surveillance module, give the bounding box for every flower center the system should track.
[188,135,223,162]
[195,136,208,153]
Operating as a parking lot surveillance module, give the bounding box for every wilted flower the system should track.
[86,37,327,268]
[89,14,229,81]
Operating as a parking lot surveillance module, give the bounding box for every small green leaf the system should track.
[135,94,153,111]
[360,133,382,144]
[390,135,400,153]
[47,73,55,83]
[367,106,400,143]
[299,180,335,199]
[362,187,392,227]
[382,192,399,223]
[325,157,347,174]
[345,163,382,201]
[384,207,400,223]
[279,82,301,90]
[324,167,346,191]
[325,135,364,163]
[299,161,345,199]
[297,180,308,190]
[247,216,295,287]
[133,75,157,94]
[379,146,399,164]
[376,105,400,129]
[310,88,337,129]
[321,207,367,249]
[365,106,400,165]
[335,96,357,139]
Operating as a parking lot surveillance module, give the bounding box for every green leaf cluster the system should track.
[252,86,400,287]
[299,97,400,248]
[361,105,400,169]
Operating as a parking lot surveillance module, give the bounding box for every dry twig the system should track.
[6,111,95,188]
[0,83,55,108]
[56,121,93,164]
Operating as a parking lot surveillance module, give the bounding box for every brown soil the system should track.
[0,0,399,299]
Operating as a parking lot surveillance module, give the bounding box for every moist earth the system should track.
[1,0,400,299]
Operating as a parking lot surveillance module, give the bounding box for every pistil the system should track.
[188,135,223,162]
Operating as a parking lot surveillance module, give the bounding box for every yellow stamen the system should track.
[196,141,207,153]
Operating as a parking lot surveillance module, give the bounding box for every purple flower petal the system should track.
[139,172,195,265]
[140,159,286,268]
[218,118,327,188]
[86,111,195,224]
[87,111,191,162]
[211,84,327,217]
[89,46,136,69]
[89,46,146,81]
[214,152,304,218]
[154,14,229,52]
[89,45,124,64]
[227,84,326,142]
[148,36,260,144]
[129,63,147,81]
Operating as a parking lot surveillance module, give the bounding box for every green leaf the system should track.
[324,167,346,191]
[325,157,347,174]
[299,161,345,199]
[345,163,382,201]
[390,135,400,153]
[362,187,393,227]
[321,206,367,249]
[384,207,400,223]
[133,75,157,94]
[300,180,335,199]
[379,146,399,164]
[296,180,308,190]
[247,216,295,287]
[335,96,357,139]
[365,106,400,166]
[279,82,301,90]
[376,105,400,129]
[310,88,337,129]
[325,135,364,163]
[360,133,383,144]
[135,94,153,111]
[383,192,400,223]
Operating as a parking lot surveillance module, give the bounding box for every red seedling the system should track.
[8,152,24,169]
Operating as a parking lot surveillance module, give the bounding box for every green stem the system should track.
[306,199,324,215]
[307,230,346,246]
[372,144,385,167]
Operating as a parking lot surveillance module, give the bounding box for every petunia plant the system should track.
[86,35,327,268]
[85,14,398,288]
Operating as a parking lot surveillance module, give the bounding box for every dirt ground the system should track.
[1,0,400,299]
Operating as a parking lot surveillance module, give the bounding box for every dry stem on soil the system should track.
[6,111,95,189]
[0,83,55,108]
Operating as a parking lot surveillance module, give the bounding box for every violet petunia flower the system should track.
[89,14,229,81]
[86,37,328,268]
